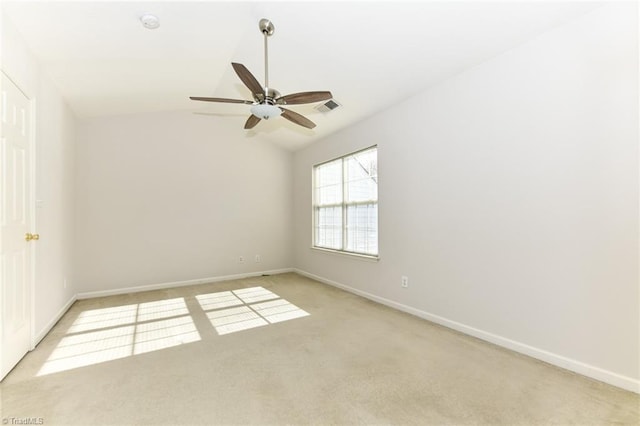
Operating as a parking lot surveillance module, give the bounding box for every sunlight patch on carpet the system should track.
[37,287,310,376]
[197,287,309,335]
[37,298,200,376]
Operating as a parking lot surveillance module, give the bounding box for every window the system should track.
[313,146,378,257]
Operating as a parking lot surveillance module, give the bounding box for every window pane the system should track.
[316,160,342,187]
[346,203,378,255]
[317,183,342,205]
[315,159,343,206]
[345,177,377,203]
[315,206,342,250]
[345,149,377,203]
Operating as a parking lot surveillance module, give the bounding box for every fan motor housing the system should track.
[256,87,281,104]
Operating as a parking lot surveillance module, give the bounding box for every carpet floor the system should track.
[1,272,638,425]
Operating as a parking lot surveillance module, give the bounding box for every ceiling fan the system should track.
[190,18,333,130]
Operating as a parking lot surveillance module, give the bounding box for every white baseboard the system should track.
[76,268,294,300]
[33,294,77,348]
[294,268,640,394]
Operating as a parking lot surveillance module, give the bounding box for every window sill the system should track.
[310,246,380,262]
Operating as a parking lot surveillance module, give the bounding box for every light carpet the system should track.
[1,272,638,425]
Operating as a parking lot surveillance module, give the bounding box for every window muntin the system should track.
[313,146,378,257]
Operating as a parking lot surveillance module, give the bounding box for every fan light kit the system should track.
[190,18,333,130]
[251,104,282,120]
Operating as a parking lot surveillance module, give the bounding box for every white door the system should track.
[0,72,34,381]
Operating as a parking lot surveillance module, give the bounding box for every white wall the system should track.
[1,12,77,342]
[0,9,36,93]
[293,4,639,391]
[75,111,293,293]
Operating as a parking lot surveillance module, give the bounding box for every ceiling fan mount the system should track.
[258,18,275,36]
[190,18,333,130]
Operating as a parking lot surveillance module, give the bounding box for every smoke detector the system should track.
[140,14,160,30]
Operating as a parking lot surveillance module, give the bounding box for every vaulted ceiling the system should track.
[2,1,600,150]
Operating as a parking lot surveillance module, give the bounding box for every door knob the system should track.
[25,233,40,241]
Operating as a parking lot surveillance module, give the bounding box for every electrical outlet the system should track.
[255,255,261,263]
[401,276,409,288]
[239,256,245,263]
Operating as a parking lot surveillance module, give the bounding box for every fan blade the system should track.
[244,115,261,129]
[190,96,253,105]
[276,91,333,105]
[231,63,265,98]
[280,108,316,129]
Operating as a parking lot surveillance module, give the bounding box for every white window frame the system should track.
[312,146,378,259]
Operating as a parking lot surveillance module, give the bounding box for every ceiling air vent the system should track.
[315,99,341,113]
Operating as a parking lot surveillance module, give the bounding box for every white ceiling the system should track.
[3,0,600,151]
